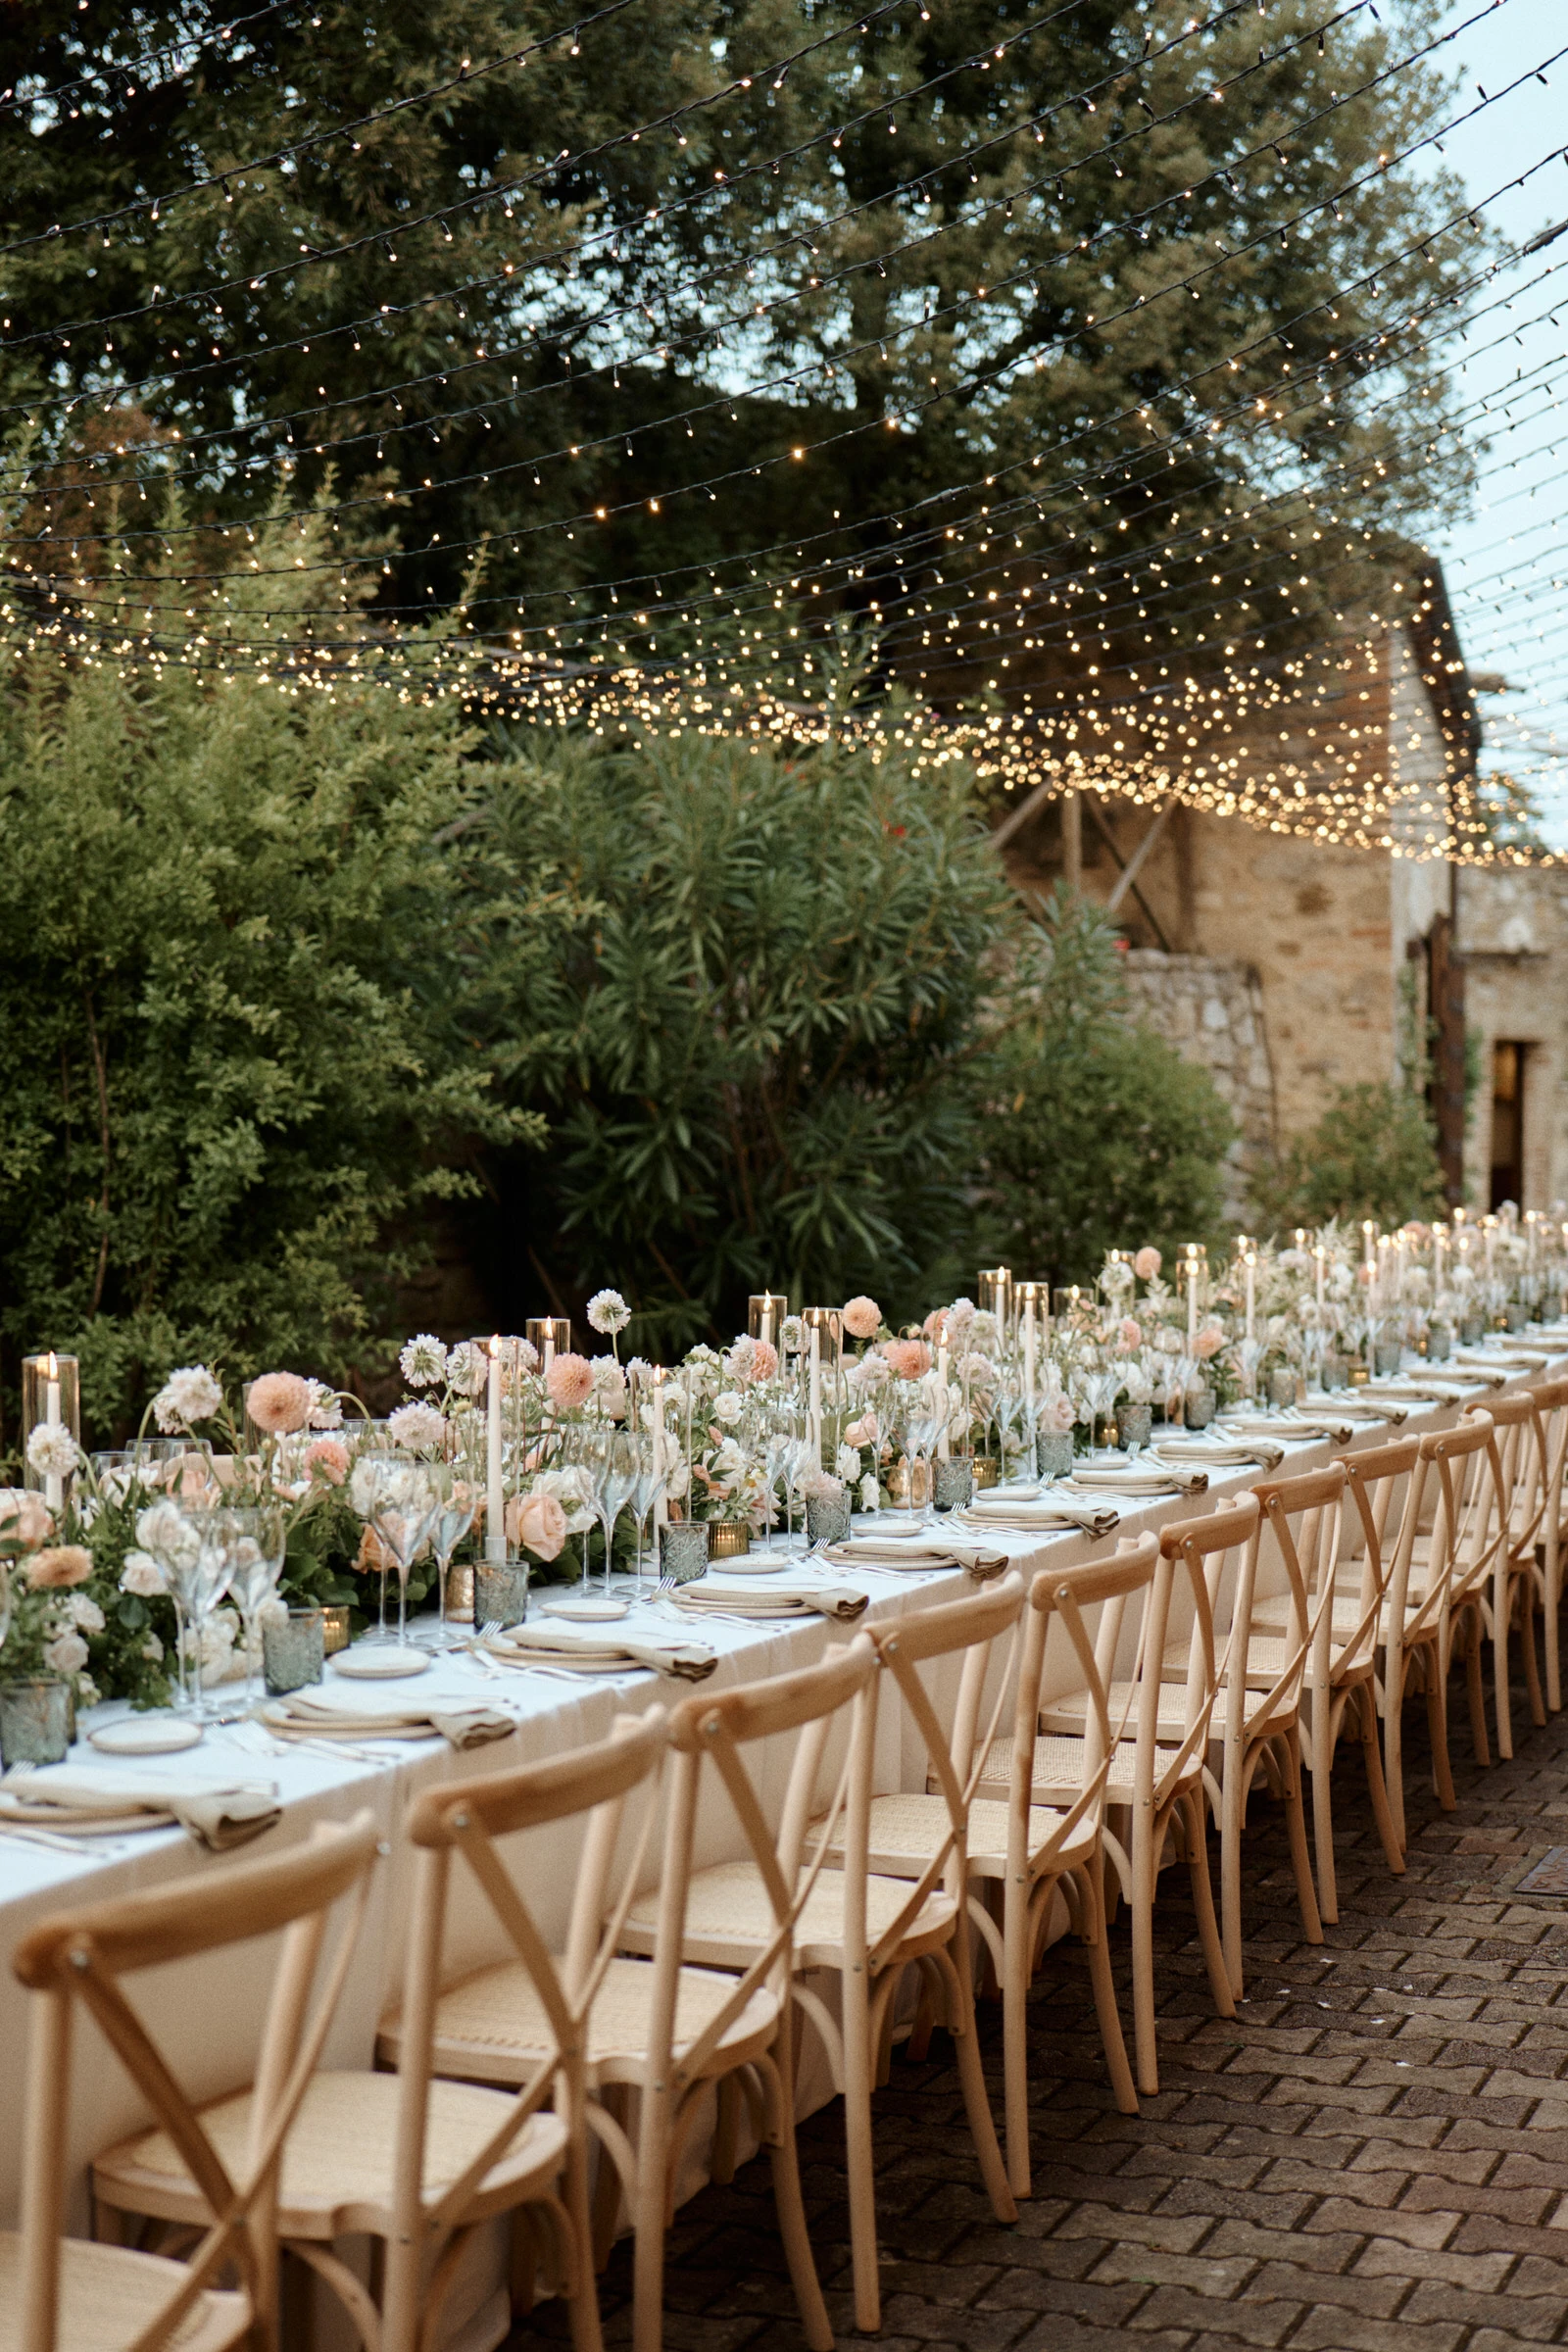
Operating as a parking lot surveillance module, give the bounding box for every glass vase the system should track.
[0,1677,75,1766]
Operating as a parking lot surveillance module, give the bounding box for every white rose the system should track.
[43,1631,89,1674]
[120,1549,169,1598]
[140,1632,165,1663]
[858,1473,881,1513]
[712,1392,744,1426]
[835,1444,861,1480]
[67,1595,105,1634]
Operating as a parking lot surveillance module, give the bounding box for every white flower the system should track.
[135,1501,199,1573]
[664,1461,690,1502]
[198,1609,240,1685]
[969,1310,1000,1352]
[835,1443,861,1481]
[858,1473,881,1512]
[590,1354,626,1396]
[711,1437,748,1479]
[74,1676,100,1709]
[526,1466,598,1535]
[304,1379,343,1431]
[399,1334,448,1389]
[26,1422,78,1479]
[587,1289,631,1336]
[446,1340,482,1395]
[66,1594,104,1635]
[388,1401,446,1454]
[779,1314,804,1355]
[152,1364,222,1433]
[43,1631,88,1675]
[258,1595,290,1630]
[712,1391,744,1426]
[140,1632,165,1663]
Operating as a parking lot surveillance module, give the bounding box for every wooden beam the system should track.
[1061,791,1082,892]
[1104,795,1179,914]
[989,776,1055,852]
[1080,794,1172,952]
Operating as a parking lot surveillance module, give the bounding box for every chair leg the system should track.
[1077,1860,1137,2120]
[1181,1788,1236,2022]
[1282,1723,1323,1950]
[1219,1745,1246,2001]
[1494,1566,1515,1762]
[1357,1684,1405,1877]
[939,1935,1016,2226]
[1309,1693,1339,1929]
[1464,1609,1492,1769]
[1520,1575,1546,1730]
[1424,1642,1457,1811]
[757,2033,834,2352]
[841,1960,881,2333]
[1002,1872,1034,2197]
[1383,1647,1407,1851]
[1545,1530,1562,1714]
[710,2074,741,2188]
[1130,1869,1160,2099]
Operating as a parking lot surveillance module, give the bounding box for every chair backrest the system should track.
[1152,1497,1254,1801]
[1007,1535,1158,1879]
[1335,1438,1423,1677]
[655,1634,879,2082]
[860,1574,1024,1954]
[390,1706,668,2340]
[1233,1464,1347,1736]
[1530,1377,1568,1548]
[13,1809,380,2352]
[1425,1411,1502,1608]
[1474,1390,1550,1566]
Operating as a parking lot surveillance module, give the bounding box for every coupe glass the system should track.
[355,1454,441,1646]
[215,1503,287,1709]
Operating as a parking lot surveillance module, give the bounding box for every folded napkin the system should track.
[1315,1395,1410,1425]
[957,1496,1121,1539]
[263,1691,515,1750]
[1068,1460,1210,1496]
[1227,1410,1358,1444]
[1155,1435,1286,1470]
[823,1534,1010,1579]
[486,1623,717,1681]
[671,1581,869,1623]
[0,1764,280,1852]
[1456,1348,1552,1372]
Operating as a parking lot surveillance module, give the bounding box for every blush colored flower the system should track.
[306,1437,350,1487]
[546,1352,594,1411]
[507,1491,568,1561]
[881,1338,931,1381]
[388,1401,446,1453]
[1195,1322,1225,1360]
[843,1296,882,1342]
[43,1631,89,1675]
[120,1551,168,1598]
[750,1338,778,1382]
[0,1489,53,1548]
[248,1372,312,1436]
[1134,1247,1161,1280]
[1045,1394,1077,1433]
[27,1544,93,1590]
[844,1412,880,1449]
[1118,1317,1143,1350]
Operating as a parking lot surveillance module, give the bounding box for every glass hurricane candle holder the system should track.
[748,1293,789,1351]
[22,1352,80,1508]
[523,1317,571,1371]
[977,1268,1013,1331]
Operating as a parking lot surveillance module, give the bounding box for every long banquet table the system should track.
[2,1337,1562,2329]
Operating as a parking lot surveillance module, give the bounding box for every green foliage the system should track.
[1250,1079,1446,1231]
[977,886,1236,1283]
[0,525,566,1446]
[478,720,1017,1348]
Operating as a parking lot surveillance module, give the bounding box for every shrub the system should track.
[1250,1080,1446,1231]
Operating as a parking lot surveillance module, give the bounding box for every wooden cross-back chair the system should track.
[1442,1402,1517,1762]
[1013,1504,1244,2097]
[967,1536,1158,2194]
[96,1726,665,2352]
[11,1808,379,2352]
[1529,1377,1568,1714]
[1468,1389,1552,1756]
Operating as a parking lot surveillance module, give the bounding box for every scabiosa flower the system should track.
[388,1401,447,1454]
[446,1340,481,1395]
[546,1352,594,1411]
[399,1333,448,1389]
[152,1363,222,1434]
[587,1289,631,1337]
[304,1379,343,1431]
[247,1372,312,1436]
[779,1314,804,1355]
[25,1423,78,1480]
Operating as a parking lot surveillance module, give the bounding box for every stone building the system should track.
[993,570,1568,1218]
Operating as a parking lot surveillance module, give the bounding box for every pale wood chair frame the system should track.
[1529,1377,1568,1712]
[1424,1409,1504,1771]
[1456,1400,1531,1760]
[1473,1389,1551,1755]
[12,1808,379,2352]
[1330,1436,1443,1863]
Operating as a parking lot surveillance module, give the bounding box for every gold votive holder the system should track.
[708,1521,752,1559]
[318,1605,352,1656]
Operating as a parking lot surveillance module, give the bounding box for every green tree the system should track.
[0,514,567,1445]
[1250,1079,1446,1231]
[978,885,1236,1282]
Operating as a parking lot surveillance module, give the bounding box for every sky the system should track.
[1428,0,1568,843]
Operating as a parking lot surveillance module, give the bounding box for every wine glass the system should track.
[902,1379,948,1526]
[218,1504,287,1710]
[421,1465,478,1647]
[591,1432,639,1595]
[355,1455,441,1646]
[628,1448,666,1595]
[163,1504,240,1720]
[784,1433,817,1545]
[761,1425,795,1552]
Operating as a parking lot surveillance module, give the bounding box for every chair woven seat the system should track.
[975,1730,1195,1807]
[816,1789,1094,1879]
[94,2072,567,2242]
[0,2233,246,2352]
[621,1857,956,1971]
[378,1954,779,2087]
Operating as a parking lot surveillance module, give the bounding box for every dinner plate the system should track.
[540,1595,629,1622]
[330,1647,432,1680]
[88,1715,205,1756]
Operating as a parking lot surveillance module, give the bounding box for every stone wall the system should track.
[1122,951,1277,1224]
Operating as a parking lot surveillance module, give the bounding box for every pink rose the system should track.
[880,1338,931,1381]
[306,1437,350,1487]
[1134,1248,1161,1280]
[1046,1395,1076,1433]
[27,1544,93,1590]
[507,1492,568,1562]
[1195,1322,1225,1360]
[1118,1318,1142,1350]
[248,1371,312,1436]
[843,1296,882,1342]
[546,1352,594,1411]
[844,1412,879,1448]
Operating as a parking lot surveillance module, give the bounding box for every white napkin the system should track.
[0,1764,280,1851]
[264,1690,515,1749]
[823,1534,1010,1578]
[1067,1460,1210,1495]
[1226,1410,1358,1444]
[1155,1435,1286,1470]
[486,1623,717,1680]
[671,1581,869,1622]
[1315,1395,1410,1425]
[957,1495,1120,1538]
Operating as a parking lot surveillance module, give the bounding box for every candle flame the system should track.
[488,1334,500,1357]
[46,1351,57,1379]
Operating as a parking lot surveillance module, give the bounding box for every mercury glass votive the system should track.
[1036,1431,1075,1477]
[474,1559,530,1629]
[1117,1403,1152,1452]
[805,1489,853,1544]
[659,1522,710,1585]
[0,1677,74,1766]
[932,1457,975,1512]
[263,1608,325,1696]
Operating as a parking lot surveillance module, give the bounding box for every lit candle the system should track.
[485,1336,506,1563]
[45,1350,63,1512]
[1362,1220,1377,1270]
[652,1368,669,1531]
[1485,1217,1496,1278]
[1186,1249,1198,1347]
[1022,1298,1037,1412]
[1244,1251,1256,1341]
[808,1319,822,1463]
[936,1318,951,1459]
[1314,1246,1327,1309]
[1434,1228,1446,1293]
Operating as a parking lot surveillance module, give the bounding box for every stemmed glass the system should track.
[355,1455,441,1646]
[628,1448,666,1595]
[421,1465,477,1647]
[901,1378,948,1526]
[761,1423,795,1552]
[590,1432,639,1595]
[218,1504,287,1710]
[162,1505,240,1720]
[783,1433,816,1546]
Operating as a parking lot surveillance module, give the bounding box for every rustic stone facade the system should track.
[1121,952,1276,1223]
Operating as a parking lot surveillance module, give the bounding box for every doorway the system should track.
[1490,1040,1528,1210]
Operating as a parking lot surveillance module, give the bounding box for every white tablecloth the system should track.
[2,1340,1559,2249]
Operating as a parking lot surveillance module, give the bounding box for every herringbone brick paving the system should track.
[509,1655,1568,2350]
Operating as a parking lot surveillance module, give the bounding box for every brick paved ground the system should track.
[509,1669,1568,2350]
